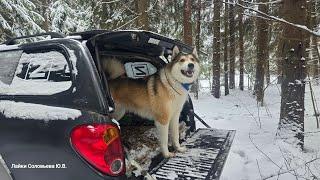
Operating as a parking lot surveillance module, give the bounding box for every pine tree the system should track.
[33,0,50,32]
[223,1,229,95]
[212,0,221,98]
[73,0,93,32]
[306,0,312,76]
[50,0,93,34]
[50,0,76,33]
[238,0,244,91]
[254,0,269,104]
[310,0,319,81]
[194,0,202,99]
[183,0,193,46]
[0,0,44,40]
[276,33,284,84]
[228,0,236,89]
[136,0,149,30]
[266,24,271,85]
[151,1,184,39]
[278,0,307,149]
[274,3,284,84]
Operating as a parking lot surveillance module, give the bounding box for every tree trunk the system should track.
[224,1,229,95]
[278,0,307,149]
[276,36,284,84]
[306,0,312,77]
[229,0,235,89]
[311,1,319,82]
[136,0,150,30]
[313,38,319,83]
[183,0,196,95]
[254,0,269,104]
[183,0,193,46]
[40,0,50,32]
[98,0,117,30]
[238,0,244,91]
[193,0,201,99]
[266,24,272,85]
[265,58,270,85]
[212,0,221,98]
[275,3,284,84]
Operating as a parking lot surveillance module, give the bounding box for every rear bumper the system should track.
[150,128,236,180]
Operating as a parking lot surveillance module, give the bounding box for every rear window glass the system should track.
[0,50,72,95]
[0,50,23,85]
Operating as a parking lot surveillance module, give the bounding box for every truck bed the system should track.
[121,126,235,180]
[150,128,235,180]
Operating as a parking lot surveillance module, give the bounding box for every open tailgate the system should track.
[150,128,235,180]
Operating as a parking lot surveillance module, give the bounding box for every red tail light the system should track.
[70,124,125,176]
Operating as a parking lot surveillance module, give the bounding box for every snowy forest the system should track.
[1,0,320,179]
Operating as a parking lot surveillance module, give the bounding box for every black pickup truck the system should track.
[0,30,235,180]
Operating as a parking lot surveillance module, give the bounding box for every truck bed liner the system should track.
[150,128,235,180]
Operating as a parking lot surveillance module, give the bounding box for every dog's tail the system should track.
[102,58,126,79]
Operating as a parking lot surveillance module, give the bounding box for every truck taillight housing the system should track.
[70,124,125,176]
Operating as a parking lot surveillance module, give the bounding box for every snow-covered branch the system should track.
[100,0,122,4]
[242,0,283,5]
[243,13,274,22]
[224,1,320,37]
[146,0,158,13]
[113,16,139,30]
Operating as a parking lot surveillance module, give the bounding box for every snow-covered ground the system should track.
[193,80,320,180]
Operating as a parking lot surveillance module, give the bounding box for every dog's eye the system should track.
[190,58,195,62]
[180,59,185,62]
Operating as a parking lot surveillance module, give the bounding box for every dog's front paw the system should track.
[176,146,187,153]
[163,152,175,158]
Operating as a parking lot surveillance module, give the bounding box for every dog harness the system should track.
[164,70,193,94]
[182,83,192,91]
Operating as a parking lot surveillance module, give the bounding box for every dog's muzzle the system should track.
[181,63,195,78]
[181,69,194,78]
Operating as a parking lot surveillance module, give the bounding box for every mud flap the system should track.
[150,128,235,180]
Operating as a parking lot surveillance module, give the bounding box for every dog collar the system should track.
[181,83,192,91]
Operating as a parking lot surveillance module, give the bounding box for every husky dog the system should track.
[106,46,200,158]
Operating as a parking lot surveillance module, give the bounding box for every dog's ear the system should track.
[192,47,198,59]
[172,46,180,60]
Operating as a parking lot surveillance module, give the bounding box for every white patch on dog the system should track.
[102,58,126,79]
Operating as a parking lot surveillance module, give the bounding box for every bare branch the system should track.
[249,133,281,169]
[256,159,264,179]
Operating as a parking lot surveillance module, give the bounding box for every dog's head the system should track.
[168,46,200,84]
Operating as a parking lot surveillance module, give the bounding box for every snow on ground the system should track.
[192,80,320,180]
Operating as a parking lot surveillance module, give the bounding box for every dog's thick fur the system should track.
[105,46,200,158]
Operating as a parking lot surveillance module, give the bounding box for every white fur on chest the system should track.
[170,93,188,116]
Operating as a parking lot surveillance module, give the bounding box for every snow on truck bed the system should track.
[121,126,161,174]
[151,128,235,180]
